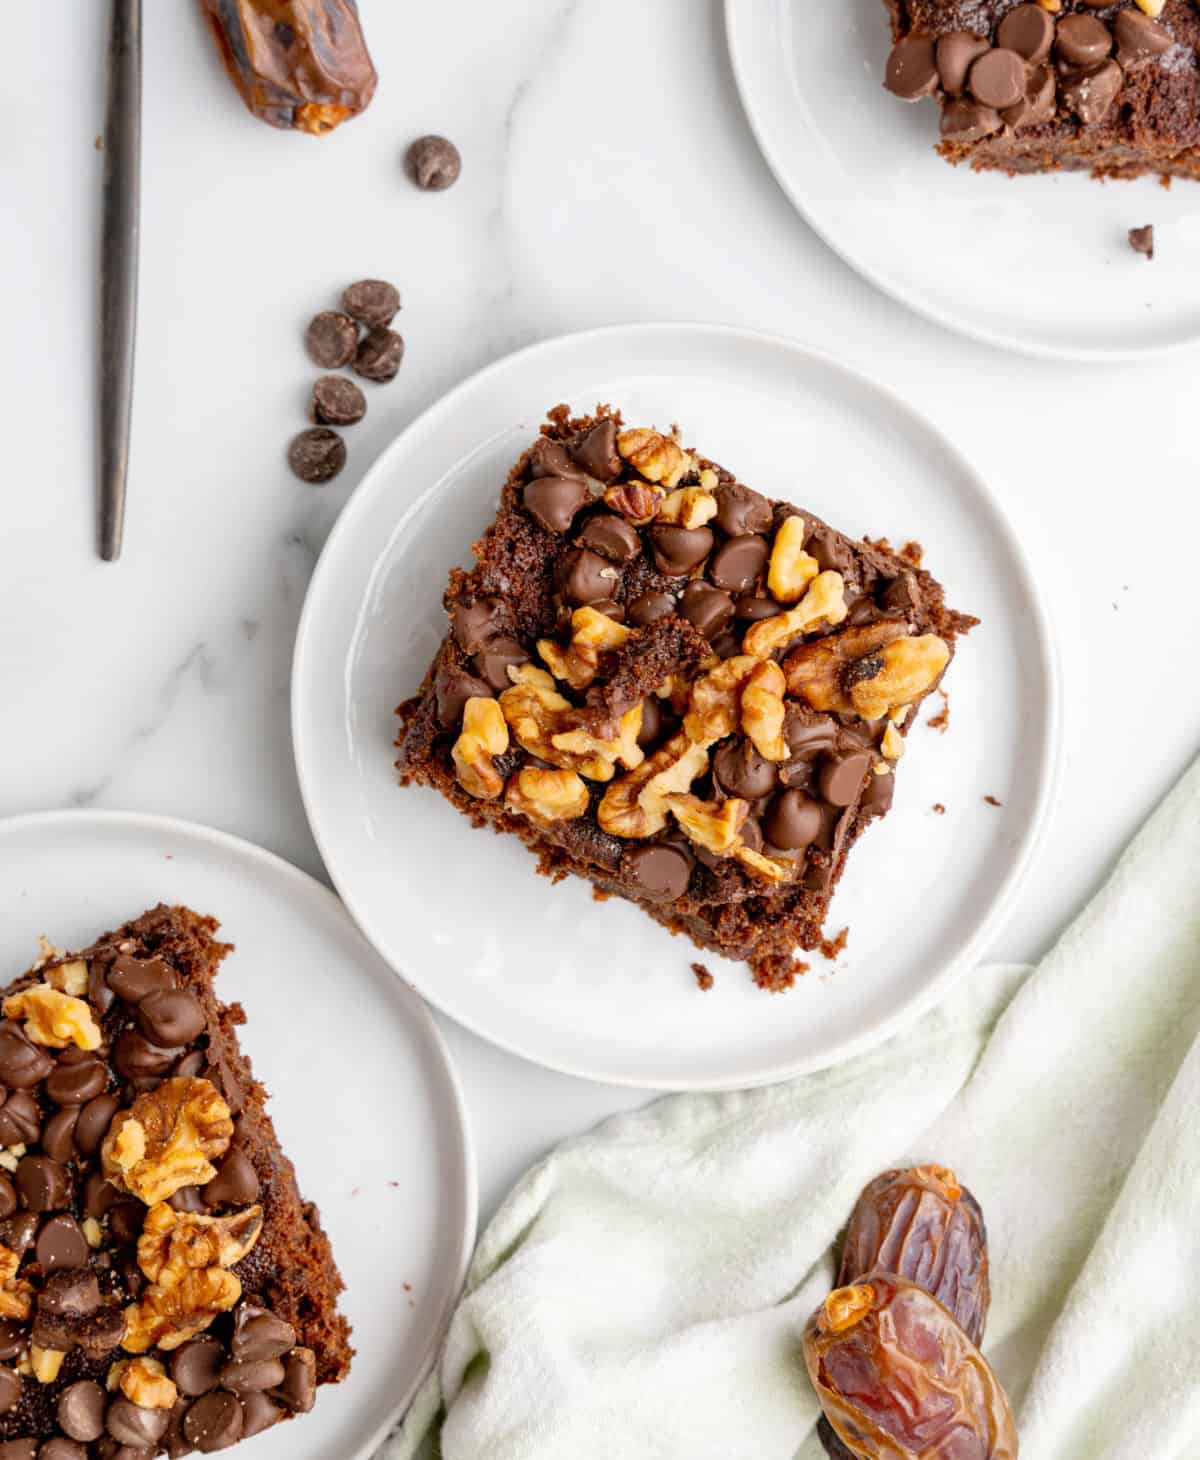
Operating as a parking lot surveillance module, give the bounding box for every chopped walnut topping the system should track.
[113,1355,178,1409]
[741,571,849,658]
[0,1244,32,1321]
[602,479,662,525]
[597,732,711,838]
[734,845,793,882]
[656,487,717,529]
[616,426,693,489]
[137,1202,263,1287]
[741,660,787,762]
[783,620,910,712]
[102,1077,234,1206]
[665,794,748,854]
[122,1267,242,1354]
[683,656,760,744]
[766,516,819,604]
[500,667,643,781]
[2,985,101,1051]
[44,960,89,997]
[29,1345,65,1384]
[451,696,509,800]
[505,768,590,823]
[538,607,631,691]
[847,635,950,720]
[880,723,905,760]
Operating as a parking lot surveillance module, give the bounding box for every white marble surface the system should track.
[3,1,1199,1222]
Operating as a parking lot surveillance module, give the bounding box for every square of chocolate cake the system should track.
[396,405,975,991]
[882,1,1200,181]
[0,905,351,1458]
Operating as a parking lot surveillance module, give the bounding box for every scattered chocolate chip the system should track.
[169,1185,209,1215]
[137,989,206,1047]
[578,513,640,563]
[41,1109,80,1164]
[863,770,896,818]
[204,1149,260,1207]
[935,31,991,96]
[221,1358,286,1394]
[711,627,744,660]
[273,1346,317,1413]
[1128,224,1155,260]
[1060,58,1122,124]
[303,311,357,370]
[0,1092,41,1145]
[968,48,1026,109]
[818,750,872,807]
[636,696,664,749]
[1055,14,1113,68]
[0,1214,38,1257]
[528,437,586,481]
[0,1179,14,1222]
[0,1323,22,1363]
[523,477,591,534]
[310,375,367,427]
[172,1338,225,1397]
[0,1025,53,1090]
[623,845,692,902]
[58,1380,107,1442]
[474,638,531,692]
[39,1438,86,1460]
[568,421,620,482]
[680,582,735,640]
[997,4,1056,63]
[353,327,404,383]
[232,1304,297,1363]
[649,525,713,577]
[108,955,175,1004]
[805,524,852,576]
[46,1050,107,1106]
[0,1368,18,1416]
[560,548,620,606]
[0,1441,35,1460]
[406,134,462,191]
[240,1391,285,1438]
[113,1028,180,1079]
[763,790,822,851]
[108,1200,145,1245]
[713,740,778,800]
[340,278,400,328]
[714,483,772,537]
[75,1094,122,1156]
[287,427,347,484]
[434,664,492,728]
[1114,10,1171,65]
[940,97,1003,142]
[708,535,768,594]
[14,1156,69,1212]
[453,598,507,655]
[627,591,675,626]
[734,594,781,623]
[36,1214,89,1271]
[884,33,938,99]
[107,1397,171,1447]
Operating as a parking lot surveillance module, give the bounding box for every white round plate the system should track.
[0,811,475,1460]
[293,323,1060,1091]
[726,0,1200,361]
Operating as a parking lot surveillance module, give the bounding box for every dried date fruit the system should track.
[804,1275,1018,1460]
[200,0,378,135]
[837,1165,990,1348]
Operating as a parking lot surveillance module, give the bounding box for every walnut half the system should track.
[102,1077,234,1206]
[2,985,101,1051]
[451,696,509,800]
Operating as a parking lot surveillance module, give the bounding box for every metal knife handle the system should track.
[98,0,142,563]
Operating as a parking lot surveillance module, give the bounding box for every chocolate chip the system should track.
[997,4,1056,63]
[708,535,768,594]
[15,1156,69,1212]
[47,1050,108,1106]
[41,1109,80,1164]
[0,1179,14,1222]
[231,1305,297,1363]
[303,311,357,370]
[528,437,586,481]
[935,31,991,95]
[649,525,713,577]
[627,591,675,626]
[711,628,743,660]
[0,1025,53,1090]
[885,33,938,99]
[622,845,692,902]
[185,1390,245,1452]
[169,1186,209,1216]
[107,1398,171,1447]
[172,1338,225,1397]
[636,696,663,749]
[310,375,367,427]
[818,750,872,807]
[204,1149,260,1207]
[36,1214,89,1271]
[568,421,620,482]
[75,1095,122,1158]
[83,1173,120,1220]
[1114,11,1171,65]
[0,1214,37,1257]
[763,791,822,852]
[578,513,641,563]
[1002,63,1057,130]
[714,483,771,537]
[287,427,346,484]
[940,97,1002,142]
[680,582,734,640]
[1128,224,1155,260]
[1056,14,1112,67]
[734,594,781,623]
[804,524,851,576]
[108,955,176,1004]
[968,48,1026,109]
[239,1391,284,1438]
[0,1092,41,1145]
[340,279,400,329]
[453,597,508,655]
[862,769,896,818]
[560,548,620,606]
[220,1358,286,1394]
[0,1368,18,1416]
[523,477,591,534]
[137,990,206,1047]
[406,134,461,191]
[353,327,404,384]
[40,1440,87,1460]
[273,1347,317,1414]
[174,1049,206,1079]
[0,1323,21,1362]
[1060,58,1122,124]
[0,1441,35,1460]
[473,637,529,692]
[713,740,778,800]
[58,1380,107,1442]
[434,664,493,727]
[108,1201,145,1245]
[114,1029,180,1079]
[88,963,115,1017]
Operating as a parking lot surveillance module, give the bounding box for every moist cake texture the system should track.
[0,905,350,1457]
[883,0,1200,181]
[396,406,975,990]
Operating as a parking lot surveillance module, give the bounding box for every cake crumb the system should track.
[932,803,946,815]
[1128,225,1154,260]
[94,134,103,152]
[984,795,1003,808]
[819,926,849,961]
[927,689,950,735]
[691,962,714,992]
[900,540,924,567]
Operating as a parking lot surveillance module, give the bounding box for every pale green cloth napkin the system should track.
[388,760,1200,1460]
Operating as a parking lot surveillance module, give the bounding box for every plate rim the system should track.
[291,319,1064,1091]
[723,0,1200,365]
[0,806,478,1460]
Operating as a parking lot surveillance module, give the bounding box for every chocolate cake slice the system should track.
[0,905,351,1457]
[882,1,1200,182]
[396,405,975,991]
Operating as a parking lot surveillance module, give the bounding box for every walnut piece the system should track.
[30,1345,65,1384]
[741,660,787,762]
[137,1202,264,1287]
[2,985,101,1050]
[122,1268,242,1354]
[766,516,819,604]
[847,635,950,720]
[880,723,905,760]
[499,666,643,782]
[597,732,711,838]
[45,960,89,997]
[682,656,760,744]
[664,795,748,854]
[783,620,911,712]
[0,1245,32,1321]
[603,479,662,525]
[1134,0,1164,14]
[451,696,509,800]
[734,845,793,882]
[616,426,693,488]
[656,487,717,529]
[741,571,848,658]
[113,1355,178,1410]
[538,607,631,691]
[102,1077,234,1206]
[505,768,590,823]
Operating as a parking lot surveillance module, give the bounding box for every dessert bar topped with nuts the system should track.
[883,0,1200,182]
[396,405,975,991]
[0,905,350,1458]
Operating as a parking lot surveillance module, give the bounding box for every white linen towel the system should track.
[388,759,1200,1460]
